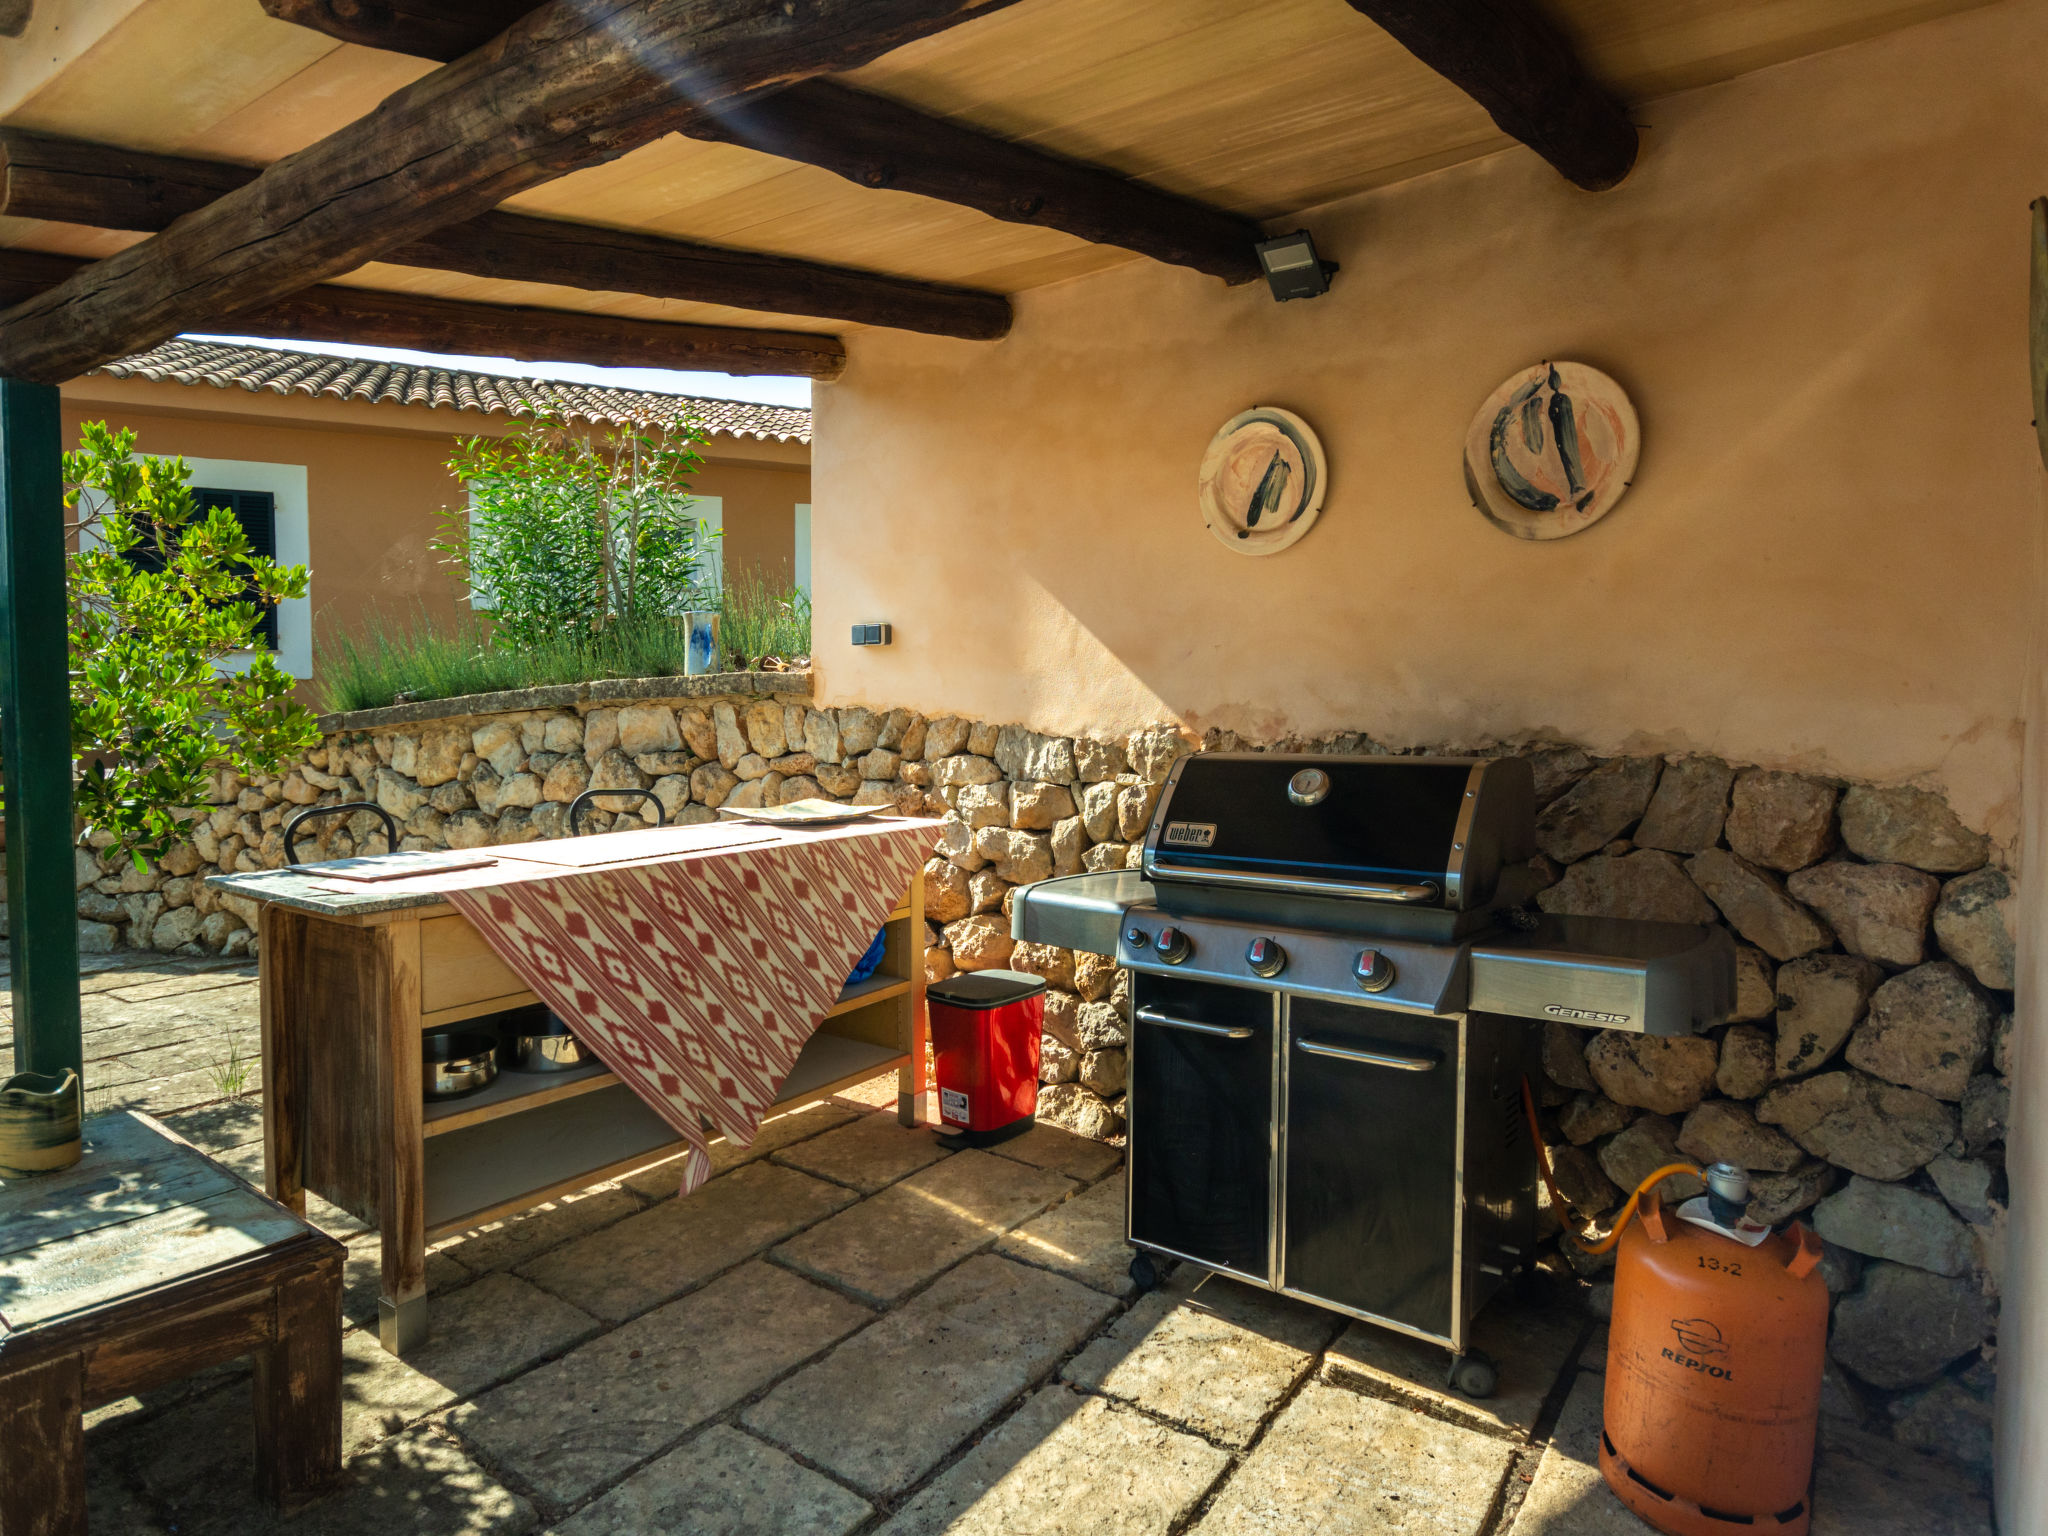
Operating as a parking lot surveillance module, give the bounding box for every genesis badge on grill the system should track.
[1544,1003,1633,1025]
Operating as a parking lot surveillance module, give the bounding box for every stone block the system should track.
[1557,1093,1631,1147]
[772,1148,1074,1304]
[1633,755,1734,853]
[1686,848,1832,960]
[1846,961,1993,1101]
[985,1119,1123,1181]
[1812,1176,1973,1276]
[1063,1272,1342,1448]
[1756,1069,1955,1180]
[1011,780,1076,829]
[1535,850,1718,924]
[771,1111,952,1194]
[1715,1023,1775,1098]
[1584,1031,1718,1115]
[1829,1263,1995,1391]
[742,1254,1117,1496]
[1725,769,1838,871]
[1321,1286,1584,1442]
[1677,1099,1804,1172]
[944,913,1015,971]
[876,1386,1228,1536]
[1533,756,1661,864]
[1932,867,2014,991]
[1596,1114,1703,1204]
[1786,860,1938,967]
[551,1423,870,1536]
[518,1160,855,1322]
[993,1175,1132,1296]
[1837,785,1989,874]
[452,1262,869,1506]
[1775,954,1884,1079]
[1187,1381,1514,1535]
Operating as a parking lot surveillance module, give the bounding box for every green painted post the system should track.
[0,377,80,1081]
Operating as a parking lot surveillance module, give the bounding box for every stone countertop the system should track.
[318,669,812,735]
[207,864,448,920]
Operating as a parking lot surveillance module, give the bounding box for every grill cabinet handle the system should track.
[1296,1037,1440,1072]
[1134,1007,1254,1040]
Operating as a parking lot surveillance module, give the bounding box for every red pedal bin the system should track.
[927,969,1045,1145]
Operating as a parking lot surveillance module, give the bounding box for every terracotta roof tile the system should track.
[92,338,812,444]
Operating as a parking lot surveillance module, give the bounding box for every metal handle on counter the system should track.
[1296,1037,1440,1072]
[1134,1007,1254,1040]
[283,801,400,865]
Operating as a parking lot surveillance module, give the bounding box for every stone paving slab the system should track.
[1322,1288,1587,1441]
[93,970,256,1004]
[1504,1371,1650,1535]
[174,1425,536,1536]
[620,1099,864,1195]
[453,1260,872,1507]
[1192,1380,1517,1536]
[744,1253,1118,1497]
[400,1271,603,1399]
[521,1159,855,1322]
[433,1181,644,1276]
[772,1149,1076,1305]
[1062,1273,1343,1448]
[772,1109,953,1192]
[545,1424,872,1536]
[1810,1425,1994,1535]
[995,1174,1135,1296]
[985,1121,1125,1183]
[877,1384,1230,1536]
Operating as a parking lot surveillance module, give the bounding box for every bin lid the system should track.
[928,969,1047,1010]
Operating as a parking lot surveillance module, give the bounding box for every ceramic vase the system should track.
[682,611,720,676]
[0,1069,82,1177]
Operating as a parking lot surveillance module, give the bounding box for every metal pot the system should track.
[505,1008,589,1073]
[423,1030,498,1100]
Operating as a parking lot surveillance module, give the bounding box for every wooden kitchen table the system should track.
[211,842,926,1356]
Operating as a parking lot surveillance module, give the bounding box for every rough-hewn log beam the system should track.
[0,130,1010,339]
[0,0,1016,382]
[0,251,845,377]
[1343,1,1636,190]
[261,0,1266,283]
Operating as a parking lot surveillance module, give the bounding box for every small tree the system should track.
[436,413,712,649]
[59,422,317,864]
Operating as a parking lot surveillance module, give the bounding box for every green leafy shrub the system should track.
[717,566,812,670]
[435,414,713,646]
[60,422,318,862]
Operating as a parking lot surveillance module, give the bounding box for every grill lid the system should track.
[1141,754,1533,912]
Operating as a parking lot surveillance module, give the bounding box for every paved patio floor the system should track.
[0,953,1996,1535]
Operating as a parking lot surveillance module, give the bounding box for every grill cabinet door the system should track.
[1128,975,1274,1282]
[1283,1000,1457,1338]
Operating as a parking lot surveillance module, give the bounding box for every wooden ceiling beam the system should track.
[0,250,845,376]
[0,130,1010,340]
[1343,1,1636,191]
[261,0,1267,284]
[0,0,1017,383]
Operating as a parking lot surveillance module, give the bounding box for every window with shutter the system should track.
[122,488,280,650]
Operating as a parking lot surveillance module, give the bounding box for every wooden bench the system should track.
[0,1111,344,1534]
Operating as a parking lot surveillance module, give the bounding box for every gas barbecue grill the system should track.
[1012,753,1735,1391]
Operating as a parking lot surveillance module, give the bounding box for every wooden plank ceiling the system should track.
[0,0,1996,343]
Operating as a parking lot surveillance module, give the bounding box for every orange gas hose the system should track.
[1521,1076,1702,1255]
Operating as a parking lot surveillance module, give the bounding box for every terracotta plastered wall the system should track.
[810,0,2048,850]
[57,386,811,670]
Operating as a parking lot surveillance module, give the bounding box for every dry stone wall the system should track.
[74,687,2014,1473]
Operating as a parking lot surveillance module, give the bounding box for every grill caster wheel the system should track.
[1449,1352,1498,1400]
[1128,1253,1159,1292]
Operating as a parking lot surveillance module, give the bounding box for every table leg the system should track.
[253,1258,343,1509]
[0,1353,87,1536]
[259,906,307,1217]
[376,920,427,1356]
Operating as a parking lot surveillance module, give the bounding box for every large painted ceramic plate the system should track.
[1463,362,1640,540]
[1198,407,1327,556]
[716,798,895,827]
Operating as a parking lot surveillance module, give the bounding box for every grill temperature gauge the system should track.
[1353,949,1396,992]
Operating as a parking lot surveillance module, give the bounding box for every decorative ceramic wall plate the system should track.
[1198,407,1327,555]
[1463,362,1639,540]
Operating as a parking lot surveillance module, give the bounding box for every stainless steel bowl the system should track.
[423,1030,498,1100]
[506,1010,588,1073]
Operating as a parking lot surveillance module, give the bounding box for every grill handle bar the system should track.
[1142,863,1441,905]
[1296,1037,1440,1072]
[1134,1007,1254,1040]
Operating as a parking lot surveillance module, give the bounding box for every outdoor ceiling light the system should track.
[1255,230,1337,302]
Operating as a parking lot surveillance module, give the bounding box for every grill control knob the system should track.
[1124,926,1149,951]
[1246,938,1287,978]
[1354,948,1396,992]
[1154,926,1192,964]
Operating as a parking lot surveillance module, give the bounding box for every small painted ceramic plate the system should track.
[1198,407,1327,556]
[1463,362,1640,540]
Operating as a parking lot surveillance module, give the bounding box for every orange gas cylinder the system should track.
[1601,1191,1829,1536]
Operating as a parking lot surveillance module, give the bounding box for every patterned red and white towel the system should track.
[441,817,936,1193]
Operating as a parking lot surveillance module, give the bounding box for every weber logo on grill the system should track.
[1162,822,1218,849]
[1544,1003,1633,1026]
